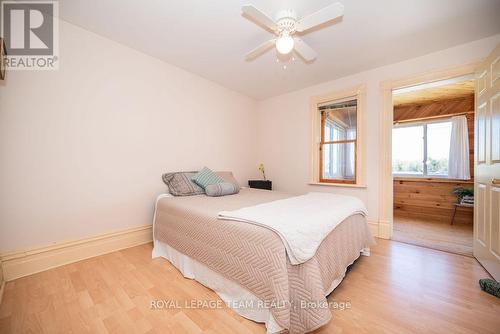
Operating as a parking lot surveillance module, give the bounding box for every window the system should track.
[311,85,365,186]
[320,99,357,183]
[392,119,452,177]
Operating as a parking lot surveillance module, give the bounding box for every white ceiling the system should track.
[58,0,500,99]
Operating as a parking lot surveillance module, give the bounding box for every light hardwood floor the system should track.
[0,240,498,334]
[393,215,473,256]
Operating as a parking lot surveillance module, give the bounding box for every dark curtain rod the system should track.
[319,102,357,111]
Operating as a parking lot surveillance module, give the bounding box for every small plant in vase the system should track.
[452,186,474,205]
[258,163,266,180]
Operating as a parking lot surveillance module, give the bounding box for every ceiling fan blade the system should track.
[245,39,276,60]
[293,38,317,62]
[242,5,277,31]
[296,2,344,32]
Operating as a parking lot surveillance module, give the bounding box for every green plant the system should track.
[452,186,474,201]
[258,163,266,180]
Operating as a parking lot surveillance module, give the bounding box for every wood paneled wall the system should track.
[393,95,474,224]
[394,179,474,224]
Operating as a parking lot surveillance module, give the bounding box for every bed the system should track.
[152,187,374,334]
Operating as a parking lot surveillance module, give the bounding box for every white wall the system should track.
[0,20,258,253]
[1,19,498,254]
[256,35,500,223]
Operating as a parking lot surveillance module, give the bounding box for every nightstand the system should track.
[248,180,272,190]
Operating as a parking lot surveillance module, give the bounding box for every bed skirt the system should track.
[152,239,369,334]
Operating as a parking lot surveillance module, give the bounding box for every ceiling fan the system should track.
[242,3,344,62]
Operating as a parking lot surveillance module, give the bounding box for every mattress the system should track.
[153,188,375,333]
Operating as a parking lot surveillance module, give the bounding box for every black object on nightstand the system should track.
[248,180,272,190]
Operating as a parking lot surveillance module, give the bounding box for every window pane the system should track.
[392,125,424,175]
[427,121,451,175]
[322,142,355,180]
[321,100,357,141]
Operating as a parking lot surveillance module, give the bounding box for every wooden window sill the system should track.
[393,177,473,184]
[308,182,367,188]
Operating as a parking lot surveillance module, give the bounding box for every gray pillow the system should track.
[205,182,240,197]
[162,172,205,196]
[216,171,241,191]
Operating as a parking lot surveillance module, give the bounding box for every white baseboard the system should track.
[367,219,392,239]
[378,220,392,239]
[1,225,153,282]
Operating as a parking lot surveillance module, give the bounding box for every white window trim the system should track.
[392,118,452,178]
[310,84,366,187]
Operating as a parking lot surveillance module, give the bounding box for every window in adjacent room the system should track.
[392,119,452,177]
[319,99,357,183]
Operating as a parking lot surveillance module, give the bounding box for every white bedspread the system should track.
[218,192,367,265]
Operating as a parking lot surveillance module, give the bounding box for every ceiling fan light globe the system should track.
[276,35,294,54]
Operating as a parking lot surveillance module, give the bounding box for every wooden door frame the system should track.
[378,62,481,239]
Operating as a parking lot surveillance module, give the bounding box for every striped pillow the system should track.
[205,182,240,197]
[191,167,225,189]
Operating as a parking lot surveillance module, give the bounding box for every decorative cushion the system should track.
[162,172,205,196]
[216,171,241,190]
[191,167,225,189]
[205,182,240,197]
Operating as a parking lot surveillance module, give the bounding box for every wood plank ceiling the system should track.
[393,80,475,106]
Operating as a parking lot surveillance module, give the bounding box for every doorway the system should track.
[390,76,475,256]
[379,49,500,279]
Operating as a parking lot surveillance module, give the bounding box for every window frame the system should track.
[392,118,452,178]
[319,102,358,184]
[310,84,366,187]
